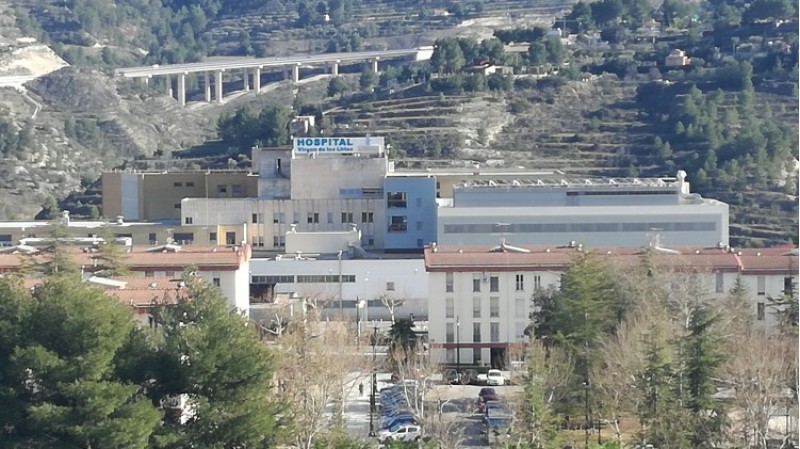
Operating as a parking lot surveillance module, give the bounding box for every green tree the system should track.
[678,304,727,447]
[516,340,571,448]
[296,1,315,27]
[0,277,162,448]
[661,0,690,27]
[388,318,417,355]
[327,76,348,98]
[256,105,291,147]
[358,68,378,91]
[38,196,59,220]
[143,274,283,448]
[744,0,796,22]
[95,227,131,278]
[34,221,81,277]
[766,277,798,335]
[532,253,623,380]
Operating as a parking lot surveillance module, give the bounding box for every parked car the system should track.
[377,423,422,443]
[483,401,512,423]
[444,369,459,385]
[487,369,505,386]
[381,414,416,430]
[478,392,499,412]
[478,387,497,401]
[461,369,479,385]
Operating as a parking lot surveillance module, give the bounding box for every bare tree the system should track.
[379,293,407,324]
[388,340,439,425]
[272,311,365,449]
[722,332,797,449]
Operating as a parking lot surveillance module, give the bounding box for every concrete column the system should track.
[165,74,172,98]
[215,70,223,103]
[254,67,261,93]
[291,64,300,83]
[243,69,250,91]
[204,72,211,102]
[371,58,379,73]
[332,61,339,76]
[177,73,186,106]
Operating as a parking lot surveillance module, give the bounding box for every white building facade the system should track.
[249,255,428,323]
[438,171,730,248]
[424,243,797,368]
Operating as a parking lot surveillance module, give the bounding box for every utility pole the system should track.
[369,326,378,437]
[338,250,343,314]
[456,315,461,380]
[584,310,590,449]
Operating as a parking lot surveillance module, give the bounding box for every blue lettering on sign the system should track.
[295,137,357,153]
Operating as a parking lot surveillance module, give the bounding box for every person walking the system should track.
[359,382,364,397]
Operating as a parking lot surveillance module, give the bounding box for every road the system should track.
[342,376,522,448]
[114,47,433,78]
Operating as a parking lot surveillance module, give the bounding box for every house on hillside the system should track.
[665,49,691,67]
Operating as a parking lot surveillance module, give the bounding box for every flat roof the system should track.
[454,176,681,189]
[0,220,182,229]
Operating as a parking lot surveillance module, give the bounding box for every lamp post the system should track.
[456,315,461,378]
[369,326,378,437]
[357,298,365,350]
[584,380,590,449]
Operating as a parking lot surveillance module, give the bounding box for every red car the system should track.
[478,388,499,412]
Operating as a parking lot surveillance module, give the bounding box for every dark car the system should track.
[444,369,459,385]
[478,393,499,412]
[478,388,497,401]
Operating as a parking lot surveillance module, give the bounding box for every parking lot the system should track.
[342,372,523,447]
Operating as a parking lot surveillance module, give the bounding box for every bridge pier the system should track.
[177,73,186,106]
[204,72,211,102]
[243,69,250,91]
[292,64,300,83]
[215,70,223,103]
[254,67,261,93]
[165,74,172,98]
[371,58,379,73]
[332,60,339,76]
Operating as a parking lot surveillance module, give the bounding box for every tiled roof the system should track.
[0,245,249,272]
[20,276,192,307]
[424,244,798,274]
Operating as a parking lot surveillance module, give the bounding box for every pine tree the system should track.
[146,274,283,448]
[94,227,131,278]
[0,277,161,448]
[517,340,566,449]
[678,303,727,448]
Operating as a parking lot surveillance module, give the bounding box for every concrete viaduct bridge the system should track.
[114,47,434,106]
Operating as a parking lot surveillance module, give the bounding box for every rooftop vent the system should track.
[116,215,124,225]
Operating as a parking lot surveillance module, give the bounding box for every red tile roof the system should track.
[424,244,798,274]
[20,276,193,307]
[0,245,250,273]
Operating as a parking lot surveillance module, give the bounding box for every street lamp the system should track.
[369,326,378,437]
[357,298,366,349]
[456,315,461,379]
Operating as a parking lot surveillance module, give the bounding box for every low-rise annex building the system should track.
[0,242,252,317]
[0,212,247,247]
[247,227,427,324]
[424,242,797,368]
